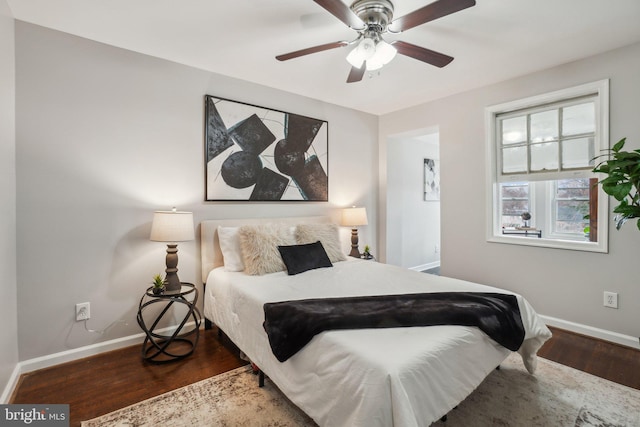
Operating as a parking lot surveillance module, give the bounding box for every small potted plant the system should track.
[152,273,165,295]
[362,245,372,260]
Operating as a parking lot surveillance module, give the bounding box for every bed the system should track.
[201,216,552,426]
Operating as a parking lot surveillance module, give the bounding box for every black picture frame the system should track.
[204,95,329,201]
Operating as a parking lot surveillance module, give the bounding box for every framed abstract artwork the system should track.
[424,158,440,201]
[204,95,329,201]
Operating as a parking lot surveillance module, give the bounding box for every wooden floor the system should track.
[10,329,246,427]
[538,326,640,390]
[10,326,640,427]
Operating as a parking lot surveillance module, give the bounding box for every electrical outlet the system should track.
[434,245,440,254]
[603,292,618,309]
[76,302,90,321]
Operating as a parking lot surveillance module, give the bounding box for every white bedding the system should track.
[204,258,551,426]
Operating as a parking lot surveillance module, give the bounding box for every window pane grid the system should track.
[499,101,595,177]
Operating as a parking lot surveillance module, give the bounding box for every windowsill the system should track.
[487,234,607,253]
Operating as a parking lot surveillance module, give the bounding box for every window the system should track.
[500,182,530,227]
[486,80,609,252]
[552,178,590,236]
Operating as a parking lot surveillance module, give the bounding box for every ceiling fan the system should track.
[276,0,476,83]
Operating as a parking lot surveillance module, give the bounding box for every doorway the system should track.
[386,130,441,271]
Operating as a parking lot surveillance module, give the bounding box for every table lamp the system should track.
[341,207,368,258]
[150,208,195,292]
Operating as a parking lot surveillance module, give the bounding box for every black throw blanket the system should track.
[263,292,525,362]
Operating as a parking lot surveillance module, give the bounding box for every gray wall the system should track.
[380,42,640,338]
[0,0,18,399]
[15,22,378,360]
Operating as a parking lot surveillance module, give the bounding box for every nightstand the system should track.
[136,282,202,363]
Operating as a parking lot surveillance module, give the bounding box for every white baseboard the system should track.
[1,364,22,404]
[541,315,640,350]
[1,332,147,403]
[410,261,440,272]
[1,322,200,403]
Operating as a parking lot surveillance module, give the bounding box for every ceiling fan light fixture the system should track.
[346,46,365,68]
[277,0,475,83]
[357,37,376,60]
[365,59,383,71]
[346,36,376,68]
[376,40,397,64]
[365,39,396,71]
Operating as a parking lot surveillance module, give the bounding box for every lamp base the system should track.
[164,244,182,292]
[349,228,361,258]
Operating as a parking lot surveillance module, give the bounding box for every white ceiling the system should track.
[7,0,640,115]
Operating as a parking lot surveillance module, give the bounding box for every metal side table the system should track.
[136,282,201,363]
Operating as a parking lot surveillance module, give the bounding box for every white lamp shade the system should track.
[347,37,376,69]
[366,58,383,71]
[375,40,397,65]
[346,47,365,69]
[367,40,397,71]
[150,210,195,242]
[357,38,376,60]
[341,207,368,227]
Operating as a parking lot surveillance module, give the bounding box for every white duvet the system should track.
[204,259,551,427]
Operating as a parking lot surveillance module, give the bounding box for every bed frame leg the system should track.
[258,370,265,388]
[205,318,213,330]
[440,405,457,422]
[496,365,501,370]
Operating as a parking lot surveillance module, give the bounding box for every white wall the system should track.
[386,132,440,269]
[0,0,18,400]
[379,42,640,339]
[15,22,378,360]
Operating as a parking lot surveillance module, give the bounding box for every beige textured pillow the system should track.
[295,223,346,263]
[238,224,296,275]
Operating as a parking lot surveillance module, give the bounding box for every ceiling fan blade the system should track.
[391,41,454,68]
[347,65,366,83]
[276,41,348,61]
[313,0,365,30]
[389,0,476,33]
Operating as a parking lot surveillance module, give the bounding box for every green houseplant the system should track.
[152,273,165,295]
[362,245,372,260]
[592,137,640,230]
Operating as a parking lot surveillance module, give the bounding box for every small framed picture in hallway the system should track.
[424,158,440,201]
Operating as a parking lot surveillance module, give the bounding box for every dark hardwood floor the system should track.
[10,326,640,427]
[537,326,640,390]
[10,329,246,427]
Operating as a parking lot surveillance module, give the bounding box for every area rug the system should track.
[82,353,640,426]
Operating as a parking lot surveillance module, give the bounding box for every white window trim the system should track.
[485,80,609,252]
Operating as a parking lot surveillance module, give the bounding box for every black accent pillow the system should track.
[278,241,333,275]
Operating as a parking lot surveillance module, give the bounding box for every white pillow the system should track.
[217,226,244,272]
[238,224,296,276]
[295,223,347,263]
